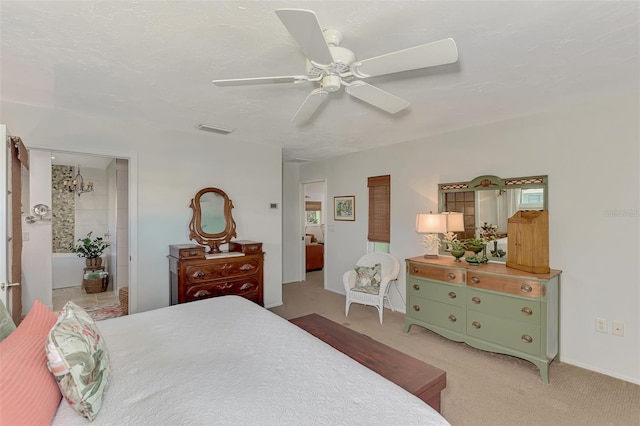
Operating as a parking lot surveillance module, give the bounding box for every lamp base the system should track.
[423,254,439,259]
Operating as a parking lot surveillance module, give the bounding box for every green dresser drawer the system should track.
[408,295,466,333]
[467,288,541,325]
[407,277,465,307]
[467,310,541,356]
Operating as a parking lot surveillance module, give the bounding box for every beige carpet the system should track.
[270,271,640,426]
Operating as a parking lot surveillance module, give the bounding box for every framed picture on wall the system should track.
[334,195,355,221]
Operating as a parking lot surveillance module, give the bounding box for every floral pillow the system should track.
[0,299,16,342]
[353,263,382,294]
[46,301,110,421]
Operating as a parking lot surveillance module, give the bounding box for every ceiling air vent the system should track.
[197,124,234,135]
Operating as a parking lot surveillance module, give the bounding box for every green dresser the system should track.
[405,256,561,383]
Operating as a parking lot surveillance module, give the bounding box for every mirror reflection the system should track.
[189,187,237,253]
[200,192,226,235]
[439,175,548,261]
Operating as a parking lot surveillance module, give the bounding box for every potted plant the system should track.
[443,232,466,262]
[449,240,467,262]
[69,232,110,268]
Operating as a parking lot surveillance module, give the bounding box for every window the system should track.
[520,188,544,210]
[305,201,321,224]
[368,175,390,244]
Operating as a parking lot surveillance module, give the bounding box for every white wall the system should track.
[22,150,53,309]
[287,92,640,384]
[3,101,283,313]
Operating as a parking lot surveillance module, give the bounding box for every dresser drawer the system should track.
[185,259,261,283]
[466,271,542,299]
[408,295,466,334]
[169,244,205,259]
[408,278,465,307]
[407,263,465,285]
[184,277,261,303]
[467,288,541,325]
[467,311,541,356]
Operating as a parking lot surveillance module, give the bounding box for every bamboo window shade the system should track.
[368,175,390,243]
[305,201,321,211]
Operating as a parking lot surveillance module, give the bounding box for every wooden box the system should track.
[506,210,550,274]
[169,244,205,260]
[228,240,263,254]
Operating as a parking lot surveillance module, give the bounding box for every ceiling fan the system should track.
[212,9,459,123]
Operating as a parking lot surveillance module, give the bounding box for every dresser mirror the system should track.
[438,175,548,261]
[189,187,237,253]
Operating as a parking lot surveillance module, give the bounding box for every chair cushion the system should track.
[353,263,382,294]
[46,301,110,421]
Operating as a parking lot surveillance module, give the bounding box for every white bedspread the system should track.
[52,296,448,425]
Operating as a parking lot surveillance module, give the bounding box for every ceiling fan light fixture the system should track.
[197,124,234,135]
[322,75,341,92]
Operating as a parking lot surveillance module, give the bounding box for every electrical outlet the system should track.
[596,318,608,333]
[612,321,624,337]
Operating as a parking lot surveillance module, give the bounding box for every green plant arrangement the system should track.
[69,232,110,259]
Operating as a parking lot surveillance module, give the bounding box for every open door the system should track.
[1,126,27,323]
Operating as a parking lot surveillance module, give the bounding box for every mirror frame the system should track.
[438,174,548,260]
[188,187,237,253]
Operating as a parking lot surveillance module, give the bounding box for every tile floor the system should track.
[52,286,120,312]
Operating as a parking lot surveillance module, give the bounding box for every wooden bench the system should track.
[290,313,446,413]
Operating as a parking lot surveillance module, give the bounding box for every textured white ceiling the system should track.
[1,1,638,162]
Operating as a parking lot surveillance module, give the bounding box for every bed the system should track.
[51,296,449,425]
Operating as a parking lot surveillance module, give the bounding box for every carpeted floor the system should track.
[270,270,640,426]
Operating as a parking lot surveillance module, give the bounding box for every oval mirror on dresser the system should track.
[188,187,237,253]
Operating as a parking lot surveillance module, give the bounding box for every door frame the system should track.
[27,144,139,314]
[301,179,326,287]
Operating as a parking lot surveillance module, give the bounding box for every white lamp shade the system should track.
[415,213,447,234]
[445,212,465,232]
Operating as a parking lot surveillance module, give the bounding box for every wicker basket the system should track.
[83,277,107,294]
[119,287,129,316]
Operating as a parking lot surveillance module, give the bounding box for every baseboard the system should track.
[560,356,640,385]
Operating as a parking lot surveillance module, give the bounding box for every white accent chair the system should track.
[343,252,401,324]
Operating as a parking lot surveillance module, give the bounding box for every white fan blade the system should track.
[353,38,458,78]
[275,9,333,67]
[292,88,329,122]
[212,75,309,87]
[345,81,409,114]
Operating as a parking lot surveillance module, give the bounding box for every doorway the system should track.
[49,153,127,312]
[22,146,137,316]
[303,181,326,286]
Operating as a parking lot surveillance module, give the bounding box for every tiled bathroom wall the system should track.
[52,165,75,252]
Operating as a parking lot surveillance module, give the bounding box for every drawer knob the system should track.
[413,284,420,291]
[412,267,419,273]
[448,291,457,299]
[448,315,457,322]
[521,284,533,293]
[189,250,199,256]
[472,321,481,329]
[471,296,481,304]
[521,334,533,343]
[447,273,456,280]
[194,290,210,298]
[521,307,533,316]
[470,276,480,284]
[195,271,206,278]
[412,305,420,312]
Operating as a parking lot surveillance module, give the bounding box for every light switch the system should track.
[22,232,29,241]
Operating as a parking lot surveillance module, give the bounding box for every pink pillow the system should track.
[0,300,62,425]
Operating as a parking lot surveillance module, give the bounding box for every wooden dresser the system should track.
[405,256,561,383]
[169,243,264,306]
